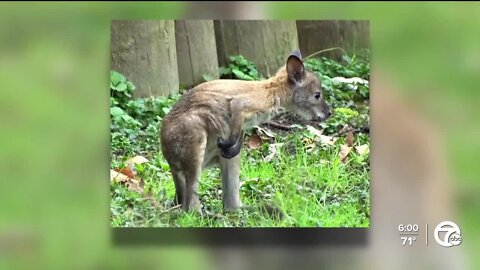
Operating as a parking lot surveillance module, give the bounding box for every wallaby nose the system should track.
[318,110,332,121]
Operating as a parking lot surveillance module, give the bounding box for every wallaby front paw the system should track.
[220,145,240,159]
[217,136,236,148]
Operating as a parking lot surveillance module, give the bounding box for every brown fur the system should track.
[160,50,331,212]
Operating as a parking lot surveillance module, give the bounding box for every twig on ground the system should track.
[265,121,292,131]
[335,125,354,136]
[159,204,181,215]
[331,125,370,137]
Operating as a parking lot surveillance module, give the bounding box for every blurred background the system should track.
[0,1,479,270]
[110,18,368,97]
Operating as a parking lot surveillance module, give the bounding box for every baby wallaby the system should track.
[160,49,331,213]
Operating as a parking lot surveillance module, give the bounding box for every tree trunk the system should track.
[214,20,299,78]
[296,20,370,61]
[111,20,178,98]
[175,20,219,88]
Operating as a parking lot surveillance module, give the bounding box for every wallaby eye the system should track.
[314,91,321,99]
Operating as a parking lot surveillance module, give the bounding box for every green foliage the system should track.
[304,53,370,135]
[305,54,369,81]
[110,70,135,105]
[304,54,369,107]
[219,55,261,81]
[321,107,369,135]
[110,70,180,158]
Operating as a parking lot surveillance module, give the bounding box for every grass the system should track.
[111,126,370,228]
[110,53,370,228]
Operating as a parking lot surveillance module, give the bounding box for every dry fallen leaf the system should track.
[125,155,149,168]
[339,145,352,163]
[318,135,337,146]
[355,144,370,156]
[306,125,323,137]
[110,170,130,183]
[264,143,283,162]
[306,125,337,146]
[113,155,150,179]
[256,126,277,138]
[111,169,146,194]
[114,167,135,179]
[111,159,160,208]
[306,144,316,153]
[301,137,316,152]
[126,178,144,194]
[247,134,262,149]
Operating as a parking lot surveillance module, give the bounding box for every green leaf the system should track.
[232,68,253,81]
[110,106,125,117]
[121,114,141,127]
[159,161,170,171]
[111,71,126,86]
[342,54,352,64]
[162,107,170,115]
[249,68,259,77]
[115,82,128,92]
[110,97,118,106]
[127,99,145,112]
[146,124,157,133]
[231,67,242,75]
[219,66,231,76]
[126,81,135,91]
[134,163,145,174]
[237,57,248,66]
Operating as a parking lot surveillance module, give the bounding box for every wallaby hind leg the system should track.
[219,153,242,211]
[182,131,207,212]
[183,166,202,211]
[171,171,186,206]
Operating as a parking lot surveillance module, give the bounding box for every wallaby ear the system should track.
[290,49,302,60]
[286,50,305,84]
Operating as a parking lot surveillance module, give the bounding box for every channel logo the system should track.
[434,221,462,247]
